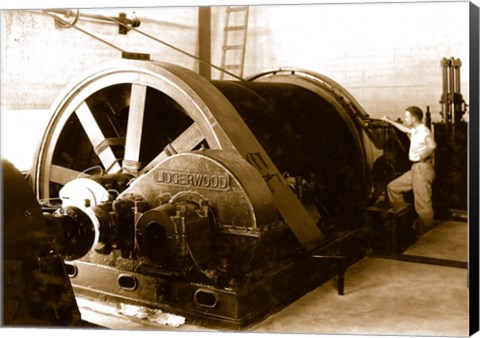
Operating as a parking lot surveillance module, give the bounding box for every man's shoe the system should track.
[412,218,422,236]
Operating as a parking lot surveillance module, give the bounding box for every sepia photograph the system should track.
[1,1,479,337]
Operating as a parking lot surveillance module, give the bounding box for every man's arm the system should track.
[381,116,411,134]
[419,134,437,160]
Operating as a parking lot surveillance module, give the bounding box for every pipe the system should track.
[440,58,450,129]
[449,57,456,124]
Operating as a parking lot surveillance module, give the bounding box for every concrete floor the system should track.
[76,220,469,337]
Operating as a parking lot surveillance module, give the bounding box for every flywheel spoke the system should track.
[75,101,122,173]
[123,84,147,172]
[50,164,89,185]
[34,61,221,201]
[141,122,205,174]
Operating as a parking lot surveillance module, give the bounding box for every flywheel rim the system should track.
[32,60,241,201]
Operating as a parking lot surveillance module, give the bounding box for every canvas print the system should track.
[1,1,477,337]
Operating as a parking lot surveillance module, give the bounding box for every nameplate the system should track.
[155,170,230,191]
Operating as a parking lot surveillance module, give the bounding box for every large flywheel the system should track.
[33,60,240,201]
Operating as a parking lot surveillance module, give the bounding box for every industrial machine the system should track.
[21,59,414,328]
[432,57,468,218]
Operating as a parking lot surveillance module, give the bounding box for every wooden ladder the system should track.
[219,6,249,80]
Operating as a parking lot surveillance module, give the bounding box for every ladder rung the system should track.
[223,45,244,51]
[226,6,248,13]
[225,25,246,31]
[223,64,242,69]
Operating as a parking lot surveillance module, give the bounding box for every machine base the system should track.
[67,230,365,329]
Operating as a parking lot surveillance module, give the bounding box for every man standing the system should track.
[382,106,437,232]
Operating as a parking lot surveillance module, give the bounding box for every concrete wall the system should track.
[2,3,471,114]
[211,2,470,119]
[1,7,200,110]
[0,2,472,170]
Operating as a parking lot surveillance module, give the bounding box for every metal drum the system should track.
[32,61,374,228]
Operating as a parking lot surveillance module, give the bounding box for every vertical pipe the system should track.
[453,58,462,124]
[449,57,456,125]
[453,58,462,93]
[440,58,450,134]
[198,7,211,80]
[425,106,431,130]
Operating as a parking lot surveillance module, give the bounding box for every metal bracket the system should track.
[118,12,141,35]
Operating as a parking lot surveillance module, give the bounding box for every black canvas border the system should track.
[469,1,480,336]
